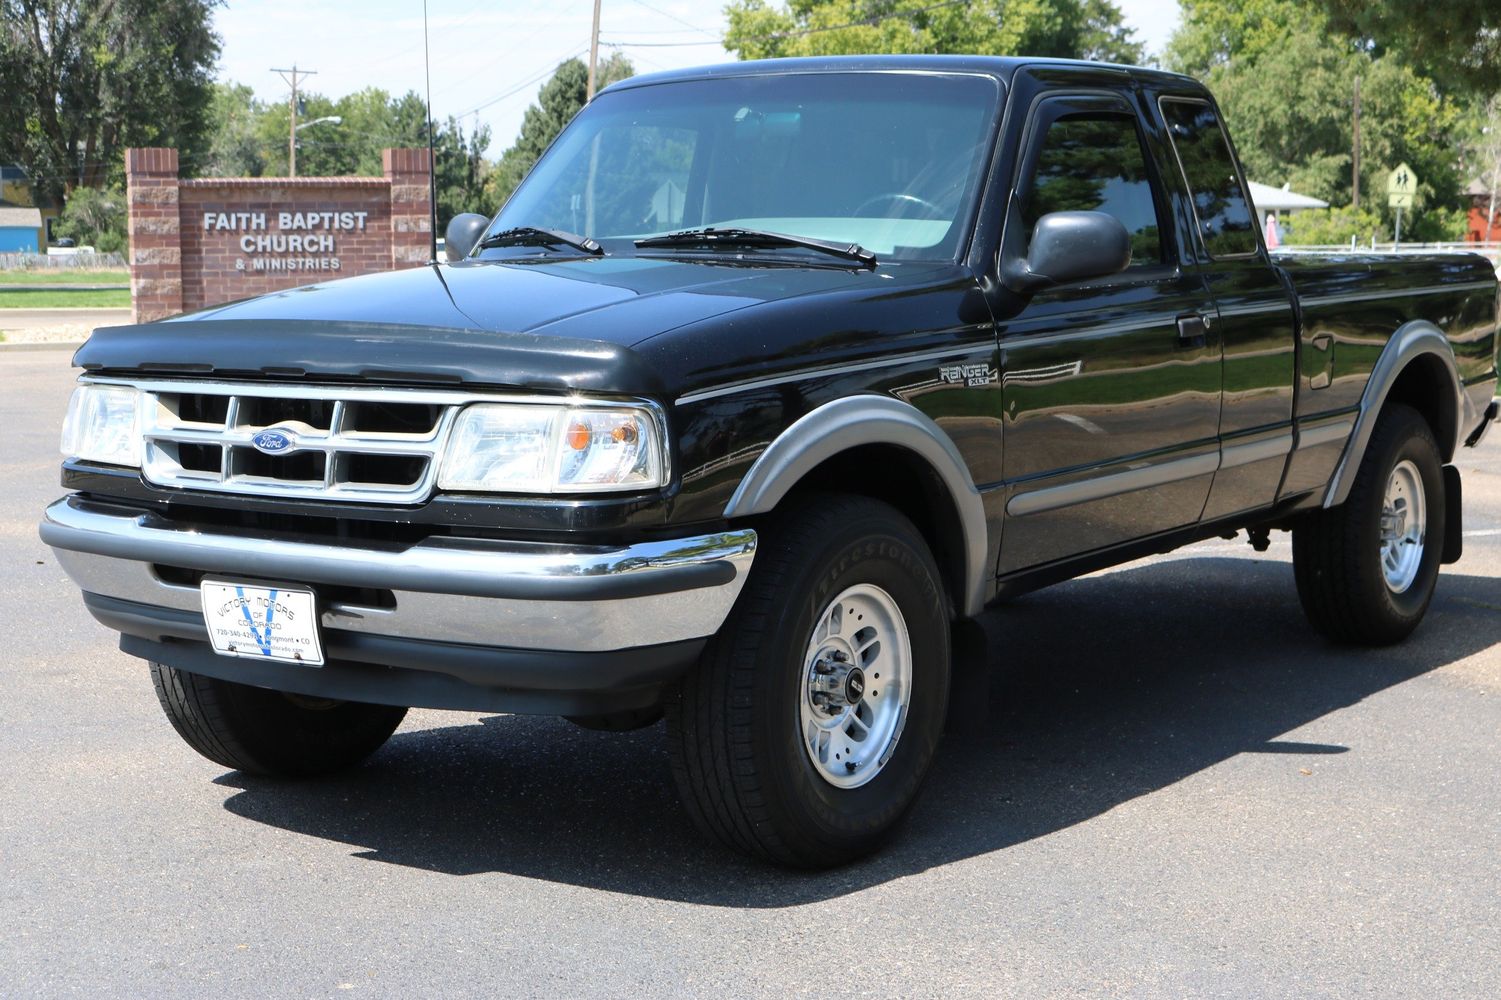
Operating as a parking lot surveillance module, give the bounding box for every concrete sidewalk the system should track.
[0,307,130,348]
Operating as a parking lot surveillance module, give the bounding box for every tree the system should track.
[1282,206,1386,246]
[205,82,267,177]
[1324,0,1501,95]
[1164,0,1310,77]
[1166,0,1470,241]
[433,115,492,224]
[0,0,220,201]
[52,184,127,253]
[486,54,635,208]
[202,84,489,219]
[723,0,1143,64]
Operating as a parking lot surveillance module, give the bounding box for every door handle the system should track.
[1176,313,1209,349]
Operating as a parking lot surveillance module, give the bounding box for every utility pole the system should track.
[273,65,316,177]
[1351,75,1361,210]
[587,0,602,101]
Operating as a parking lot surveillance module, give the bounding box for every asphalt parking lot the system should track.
[3,346,1498,998]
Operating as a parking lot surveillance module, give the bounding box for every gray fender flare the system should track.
[1324,320,1464,508]
[722,395,989,618]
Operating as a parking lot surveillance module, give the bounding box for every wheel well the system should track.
[779,443,968,617]
[1382,354,1458,461]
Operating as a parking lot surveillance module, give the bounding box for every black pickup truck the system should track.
[42,56,1499,867]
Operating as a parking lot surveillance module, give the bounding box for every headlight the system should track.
[438,402,665,493]
[60,384,142,467]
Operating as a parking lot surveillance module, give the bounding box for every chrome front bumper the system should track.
[41,494,755,659]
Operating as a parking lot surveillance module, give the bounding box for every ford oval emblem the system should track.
[251,428,296,455]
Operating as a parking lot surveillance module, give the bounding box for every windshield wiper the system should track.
[477,226,603,256]
[634,227,877,266]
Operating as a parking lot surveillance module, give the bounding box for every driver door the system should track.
[995,92,1222,573]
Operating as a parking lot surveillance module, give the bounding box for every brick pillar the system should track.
[384,148,433,269]
[125,148,183,323]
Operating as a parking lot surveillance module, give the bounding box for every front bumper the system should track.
[40,495,756,714]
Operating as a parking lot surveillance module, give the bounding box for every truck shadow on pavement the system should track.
[216,554,1501,905]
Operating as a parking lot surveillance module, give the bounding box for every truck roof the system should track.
[605,54,1205,96]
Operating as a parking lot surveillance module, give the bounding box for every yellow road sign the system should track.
[1388,192,1414,209]
[1387,163,1417,196]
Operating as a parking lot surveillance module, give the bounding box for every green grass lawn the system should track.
[0,288,132,308]
[0,269,129,285]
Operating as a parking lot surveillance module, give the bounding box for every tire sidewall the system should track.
[750,510,950,851]
[1367,421,1444,621]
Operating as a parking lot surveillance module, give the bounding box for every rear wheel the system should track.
[666,494,950,868]
[1293,403,1445,644]
[149,662,407,777]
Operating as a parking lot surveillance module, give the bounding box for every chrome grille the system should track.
[130,380,461,504]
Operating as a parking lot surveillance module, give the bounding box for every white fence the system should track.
[1279,241,1501,268]
[0,251,127,270]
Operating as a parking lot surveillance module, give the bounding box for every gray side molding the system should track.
[1323,320,1463,508]
[723,395,990,618]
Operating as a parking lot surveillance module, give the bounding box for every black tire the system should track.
[666,494,951,868]
[1293,403,1445,645]
[149,662,407,777]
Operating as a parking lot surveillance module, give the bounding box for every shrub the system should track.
[54,187,128,255]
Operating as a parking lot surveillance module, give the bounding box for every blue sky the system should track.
[215,0,1184,158]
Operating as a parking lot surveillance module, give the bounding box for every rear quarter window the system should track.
[1160,98,1259,258]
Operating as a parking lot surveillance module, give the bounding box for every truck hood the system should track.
[75,256,931,394]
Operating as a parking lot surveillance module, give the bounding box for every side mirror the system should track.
[444,213,490,262]
[1006,211,1132,293]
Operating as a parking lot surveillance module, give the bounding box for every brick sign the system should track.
[126,147,433,323]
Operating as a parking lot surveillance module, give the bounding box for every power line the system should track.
[601,39,723,48]
[451,47,590,118]
[623,0,719,37]
[429,0,589,104]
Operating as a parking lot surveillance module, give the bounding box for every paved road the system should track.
[3,347,1498,998]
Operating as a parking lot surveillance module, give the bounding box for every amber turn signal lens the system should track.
[567,421,593,451]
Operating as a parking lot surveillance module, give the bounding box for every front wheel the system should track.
[1293,403,1445,645]
[666,494,951,868]
[149,662,408,777]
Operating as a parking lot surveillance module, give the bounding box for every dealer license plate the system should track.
[199,581,324,666]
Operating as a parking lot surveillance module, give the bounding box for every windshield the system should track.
[487,71,1001,263]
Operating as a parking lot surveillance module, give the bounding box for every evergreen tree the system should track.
[485,54,635,208]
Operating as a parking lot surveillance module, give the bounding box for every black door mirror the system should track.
[444,213,490,262]
[1006,211,1132,293]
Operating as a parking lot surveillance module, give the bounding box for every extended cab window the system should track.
[1160,99,1258,257]
[1021,112,1164,268]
